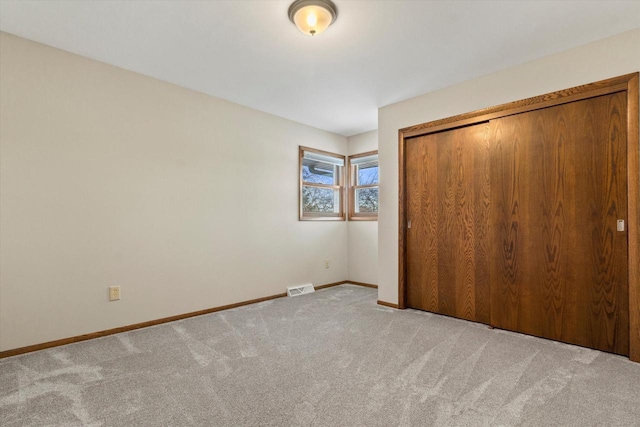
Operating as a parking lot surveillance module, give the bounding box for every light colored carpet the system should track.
[1,284,639,426]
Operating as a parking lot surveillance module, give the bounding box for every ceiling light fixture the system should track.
[288,0,338,36]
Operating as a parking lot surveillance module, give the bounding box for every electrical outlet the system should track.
[109,286,121,301]
[324,259,330,269]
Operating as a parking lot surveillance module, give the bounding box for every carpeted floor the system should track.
[1,284,639,426]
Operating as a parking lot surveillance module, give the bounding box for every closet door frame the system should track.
[397,73,640,362]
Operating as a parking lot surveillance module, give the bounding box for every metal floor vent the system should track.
[287,283,315,297]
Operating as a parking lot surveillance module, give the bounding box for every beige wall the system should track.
[0,32,348,352]
[378,28,640,304]
[347,130,378,285]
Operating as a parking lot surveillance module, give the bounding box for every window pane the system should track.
[302,158,337,185]
[355,187,379,213]
[357,164,379,185]
[302,186,340,213]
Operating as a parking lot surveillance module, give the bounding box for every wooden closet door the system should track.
[406,122,491,323]
[490,92,629,355]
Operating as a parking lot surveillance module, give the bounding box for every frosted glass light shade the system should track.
[288,0,338,36]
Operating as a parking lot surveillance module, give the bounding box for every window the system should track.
[348,151,379,220]
[299,146,346,220]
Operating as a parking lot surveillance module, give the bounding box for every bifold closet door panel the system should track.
[489,92,629,355]
[406,122,491,323]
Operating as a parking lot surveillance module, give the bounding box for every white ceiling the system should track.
[1,1,639,136]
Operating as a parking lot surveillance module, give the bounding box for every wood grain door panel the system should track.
[489,92,629,355]
[406,122,491,323]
